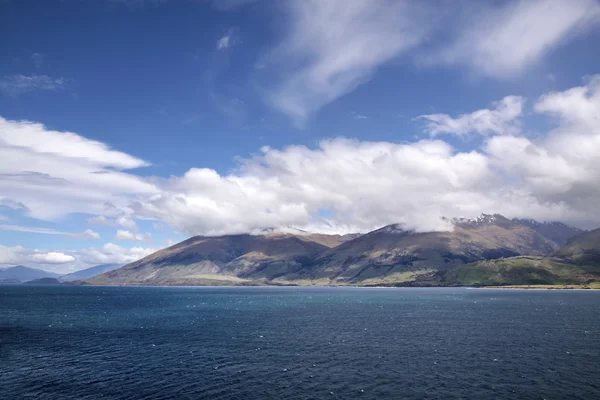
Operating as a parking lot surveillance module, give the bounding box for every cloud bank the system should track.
[3,76,600,239]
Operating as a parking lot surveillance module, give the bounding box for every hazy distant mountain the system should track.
[0,266,60,282]
[23,277,61,285]
[0,278,22,284]
[512,218,584,246]
[59,264,121,282]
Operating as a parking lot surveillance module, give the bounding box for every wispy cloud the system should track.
[0,224,100,240]
[31,52,44,68]
[216,35,231,50]
[0,74,65,96]
[87,215,114,226]
[427,0,600,78]
[261,0,433,125]
[66,229,101,240]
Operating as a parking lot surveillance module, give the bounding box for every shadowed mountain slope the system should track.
[86,233,330,286]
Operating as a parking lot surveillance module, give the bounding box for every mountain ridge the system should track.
[84,214,595,287]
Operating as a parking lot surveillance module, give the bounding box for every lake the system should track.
[1,286,599,399]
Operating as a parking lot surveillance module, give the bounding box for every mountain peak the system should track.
[451,213,509,227]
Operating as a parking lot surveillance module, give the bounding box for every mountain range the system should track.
[85,214,600,287]
[0,264,122,284]
[0,266,60,284]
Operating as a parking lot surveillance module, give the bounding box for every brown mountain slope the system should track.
[86,234,329,285]
[275,214,558,285]
[85,214,578,287]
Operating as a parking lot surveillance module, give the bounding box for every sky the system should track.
[1,0,600,273]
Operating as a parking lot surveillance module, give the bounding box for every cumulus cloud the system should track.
[116,216,138,231]
[76,243,156,266]
[32,252,75,264]
[2,76,600,237]
[429,0,600,78]
[114,229,152,242]
[261,0,433,124]
[0,245,74,268]
[67,229,101,240]
[418,96,524,137]
[0,74,65,96]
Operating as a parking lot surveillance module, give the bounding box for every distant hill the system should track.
[0,278,22,284]
[554,228,600,265]
[512,218,584,246]
[83,214,598,287]
[23,277,61,285]
[59,264,121,282]
[0,266,60,282]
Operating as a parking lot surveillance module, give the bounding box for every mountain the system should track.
[59,264,121,282]
[0,266,60,282]
[0,278,22,284]
[86,214,569,287]
[554,228,600,265]
[406,229,600,288]
[86,233,330,286]
[23,277,61,285]
[512,218,584,246]
[273,214,559,285]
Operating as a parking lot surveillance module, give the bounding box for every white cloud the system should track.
[0,224,67,235]
[430,0,600,78]
[0,74,65,96]
[0,243,156,274]
[32,252,75,264]
[87,215,114,226]
[2,76,600,239]
[216,35,231,50]
[0,224,101,240]
[0,117,157,220]
[114,229,152,242]
[77,243,156,266]
[116,216,138,231]
[261,0,433,124]
[0,245,74,268]
[418,96,524,137]
[67,229,101,240]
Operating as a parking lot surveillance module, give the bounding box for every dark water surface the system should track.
[1,286,599,399]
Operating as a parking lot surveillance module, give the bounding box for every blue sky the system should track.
[1,0,600,272]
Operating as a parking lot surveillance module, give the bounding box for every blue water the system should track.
[1,286,599,399]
